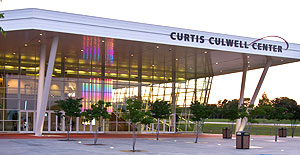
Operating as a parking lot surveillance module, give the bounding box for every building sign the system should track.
[170,32,285,53]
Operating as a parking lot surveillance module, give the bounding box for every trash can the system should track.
[222,127,232,139]
[278,128,287,137]
[236,131,250,149]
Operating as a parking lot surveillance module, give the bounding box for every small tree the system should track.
[122,97,153,152]
[190,101,214,143]
[82,100,111,144]
[272,97,299,138]
[150,100,171,140]
[222,99,240,130]
[257,101,287,142]
[54,97,82,141]
[247,104,259,132]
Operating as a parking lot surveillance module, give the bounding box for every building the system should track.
[0,8,299,135]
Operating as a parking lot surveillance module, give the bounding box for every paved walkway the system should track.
[0,133,299,154]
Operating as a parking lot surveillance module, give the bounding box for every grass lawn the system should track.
[202,124,300,136]
[205,119,293,124]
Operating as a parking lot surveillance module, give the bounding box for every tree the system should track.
[257,92,271,123]
[272,97,299,138]
[218,99,248,132]
[190,101,214,143]
[54,97,82,141]
[257,100,288,142]
[150,100,171,140]
[222,99,240,129]
[82,100,111,144]
[247,104,260,131]
[122,97,153,152]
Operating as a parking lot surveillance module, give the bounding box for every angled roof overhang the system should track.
[1,8,299,77]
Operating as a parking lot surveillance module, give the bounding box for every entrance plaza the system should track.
[0,134,300,154]
[0,8,300,135]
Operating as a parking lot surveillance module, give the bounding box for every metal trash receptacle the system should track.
[278,128,287,137]
[236,131,250,149]
[222,127,232,139]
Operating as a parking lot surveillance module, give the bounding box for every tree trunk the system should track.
[291,120,296,138]
[132,123,136,152]
[195,121,200,143]
[274,124,278,142]
[94,120,99,144]
[231,121,234,133]
[67,117,71,141]
[156,118,160,140]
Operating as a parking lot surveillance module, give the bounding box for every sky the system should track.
[1,0,299,105]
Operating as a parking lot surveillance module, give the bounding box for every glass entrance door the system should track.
[19,110,35,133]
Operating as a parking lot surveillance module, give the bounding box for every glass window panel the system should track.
[20,112,26,131]
[0,110,3,120]
[4,121,18,131]
[4,99,19,109]
[4,110,19,120]
[0,121,3,131]
[20,99,35,110]
[28,112,34,131]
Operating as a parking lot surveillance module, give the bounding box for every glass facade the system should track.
[0,30,213,132]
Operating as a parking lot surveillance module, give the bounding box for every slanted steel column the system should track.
[35,36,59,136]
[239,57,272,131]
[236,54,248,132]
[35,44,46,133]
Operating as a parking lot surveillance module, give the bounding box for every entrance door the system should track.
[19,110,35,133]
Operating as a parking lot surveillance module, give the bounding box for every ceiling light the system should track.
[25,44,28,47]
[176,58,178,61]
[156,46,159,49]
[248,65,251,68]
[169,48,172,51]
[13,53,16,55]
[215,62,218,65]
[280,59,284,62]
[102,40,105,43]
[248,61,250,64]
[204,51,207,54]
[81,49,83,52]
[38,40,41,43]
[247,56,250,58]
[130,54,134,57]
[40,33,43,36]
[220,70,223,72]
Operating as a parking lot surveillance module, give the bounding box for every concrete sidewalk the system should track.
[0,134,299,155]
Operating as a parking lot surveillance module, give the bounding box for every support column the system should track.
[101,39,105,101]
[171,51,176,132]
[236,54,248,132]
[35,36,59,136]
[35,44,46,133]
[239,57,272,131]
[137,50,142,100]
[194,51,197,101]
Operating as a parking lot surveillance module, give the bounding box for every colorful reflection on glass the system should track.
[81,36,113,112]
